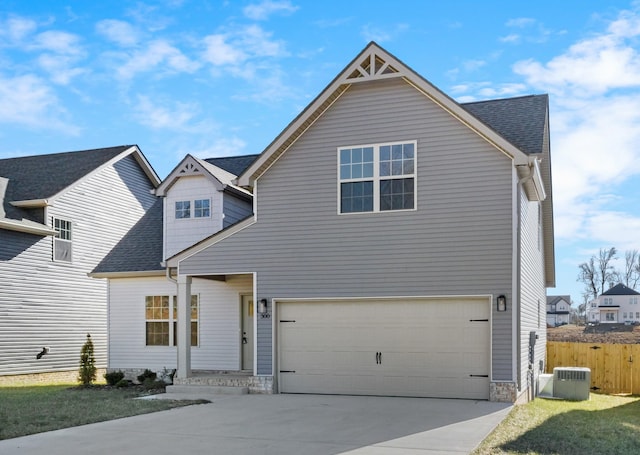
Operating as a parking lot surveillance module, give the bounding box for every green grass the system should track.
[0,384,206,440]
[473,394,640,455]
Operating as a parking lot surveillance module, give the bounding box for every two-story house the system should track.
[546,295,571,326]
[160,42,554,403]
[90,154,257,379]
[588,283,640,323]
[0,146,159,382]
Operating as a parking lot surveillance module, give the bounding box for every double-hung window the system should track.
[145,295,199,346]
[339,141,416,213]
[53,217,72,262]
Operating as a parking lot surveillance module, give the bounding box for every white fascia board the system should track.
[0,217,57,236]
[88,270,165,279]
[9,199,50,208]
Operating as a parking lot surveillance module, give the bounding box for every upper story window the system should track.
[194,199,210,218]
[630,297,638,305]
[175,201,191,219]
[53,217,72,262]
[603,297,614,305]
[338,141,416,214]
[175,199,210,219]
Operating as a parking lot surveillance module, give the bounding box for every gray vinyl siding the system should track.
[518,186,547,391]
[222,193,252,228]
[180,79,515,376]
[0,155,156,376]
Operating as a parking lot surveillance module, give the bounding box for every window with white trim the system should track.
[175,199,211,219]
[145,295,198,346]
[53,217,72,262]
[194,199,210,218]
[339,141,416,213]
[175,201,191,219]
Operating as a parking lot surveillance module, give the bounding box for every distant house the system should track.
[157,42,555,403]
[546,295,571,326]
[588,283,640,324]
[0,146,159,380]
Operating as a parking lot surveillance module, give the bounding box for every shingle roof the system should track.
[91,198,164,274]
[462,95,548,155]
[0,146,134,220]
[547,295,571,305]
[205,154,259,176]
[601,283,640,296]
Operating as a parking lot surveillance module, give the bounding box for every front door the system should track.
[241,295,254,371]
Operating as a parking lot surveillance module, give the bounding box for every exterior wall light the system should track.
[497,295,507,312]
[258,298,268,315]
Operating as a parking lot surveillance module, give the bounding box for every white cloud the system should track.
[243,1,299,21]
[96,19,140,47]
[188,137,248,159]
[201,25,287,68]
[117,39,200,79]
[202,34,247,66]
[0,16,37,43]
[31,30,84,55]
[133,95,201,131]
[0,74,79,134]
[37,54,87,84]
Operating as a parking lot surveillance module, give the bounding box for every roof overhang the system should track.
[10,199,50,208]
[88,270,165,279]
[0,217,57,236]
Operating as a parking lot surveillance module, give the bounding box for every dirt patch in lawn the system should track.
[547,324,640,344]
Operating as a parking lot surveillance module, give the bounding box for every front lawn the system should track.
[0,384,206,440]
[473,394,640,455]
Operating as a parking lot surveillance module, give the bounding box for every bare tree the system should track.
[577,256,598,301]
[577,247,617,300]
[619,249,640,289]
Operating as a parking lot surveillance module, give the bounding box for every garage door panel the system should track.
[278,298,490,399]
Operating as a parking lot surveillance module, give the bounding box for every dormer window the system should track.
[175,201,191,219]
[175,199,210,219]
[194,199,210,218]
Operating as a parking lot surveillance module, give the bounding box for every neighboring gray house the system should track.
[0,146,159,380]
[546,295,571,326]
[164,42,555,403]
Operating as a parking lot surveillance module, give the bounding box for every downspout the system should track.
[166,266,177,284]
[515,163,534,396]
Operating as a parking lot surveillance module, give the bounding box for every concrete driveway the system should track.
[0,394,510,455]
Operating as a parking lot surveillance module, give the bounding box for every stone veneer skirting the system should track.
[0,369,106,386]
[490,381,518,402]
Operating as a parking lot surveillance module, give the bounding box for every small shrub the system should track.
[104,371,125,386]
[137,369,157,384]
[115,378,130,388]
[78,334,97,386]
[142,378,166,390]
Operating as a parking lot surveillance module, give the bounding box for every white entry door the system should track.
[278,297,490,399]
[241,295,254,371]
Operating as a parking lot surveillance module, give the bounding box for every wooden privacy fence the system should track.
[546,341,640,395]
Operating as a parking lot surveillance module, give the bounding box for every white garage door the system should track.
[278,298,490,400]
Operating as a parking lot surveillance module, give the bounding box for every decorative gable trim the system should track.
[156,155,225,196]
[341,50,405,83]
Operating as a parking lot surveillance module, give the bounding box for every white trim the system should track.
[88,270,165,279]
[0,217,57,236]
[511,168,519,384]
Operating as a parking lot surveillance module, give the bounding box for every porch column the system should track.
[176,274,192,378]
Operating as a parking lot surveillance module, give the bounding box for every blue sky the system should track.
[2,0,640,304]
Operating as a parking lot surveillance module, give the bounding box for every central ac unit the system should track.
[553,367,590,401]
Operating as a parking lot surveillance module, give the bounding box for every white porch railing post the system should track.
[176,274,192,378]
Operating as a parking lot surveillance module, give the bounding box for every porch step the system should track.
[165,384,249,398]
